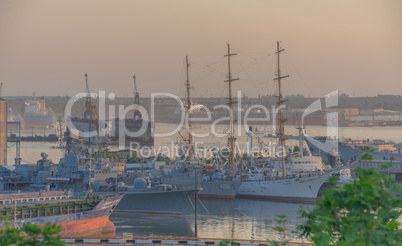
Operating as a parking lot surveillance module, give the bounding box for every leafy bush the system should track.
[0,218,64,246]
[359,146,376,152]
[360,153,374,160]
[297,166,402,246]
[219,166,402,245]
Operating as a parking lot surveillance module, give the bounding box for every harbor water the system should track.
[110,198,314,241]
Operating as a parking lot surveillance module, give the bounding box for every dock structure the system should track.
[0,191,102,220]
[0,191,70,204]
[56,236,313,246]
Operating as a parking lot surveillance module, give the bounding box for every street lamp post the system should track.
[188,161,198,238]
[194,164,198,238]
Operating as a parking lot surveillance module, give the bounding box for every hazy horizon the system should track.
[1,0,401,98]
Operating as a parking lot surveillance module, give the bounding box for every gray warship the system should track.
[51,129,199,215]
[0,128,199,215]
[157,162,241,199]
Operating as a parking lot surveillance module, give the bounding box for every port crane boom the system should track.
[133,75,142,120]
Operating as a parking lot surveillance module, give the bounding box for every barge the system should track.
[0,191,124,235]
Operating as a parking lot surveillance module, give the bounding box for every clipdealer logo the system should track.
[302,90,339,156]
[64,90,339,158]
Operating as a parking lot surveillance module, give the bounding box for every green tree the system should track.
[127,153,142,162]
[360,153,374,160]
[359,145,375,161]
[297,166,402,246]
[218,240,233,246]
[359,146,376,152]
[0,218,64,246]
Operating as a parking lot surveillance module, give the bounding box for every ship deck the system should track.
[0,194,102,220]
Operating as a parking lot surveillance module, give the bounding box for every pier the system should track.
[57,236,313,246]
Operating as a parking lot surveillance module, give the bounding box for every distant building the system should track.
[343,108,359,116]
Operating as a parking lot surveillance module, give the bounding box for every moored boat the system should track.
[115,188,200,215]
[157,55,241,200]
[236,42,350,203]
[0,191,124,235]
[237,172,333,203]
[159,168,241,199]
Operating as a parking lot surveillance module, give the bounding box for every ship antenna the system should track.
[274,41,289,177]
[224,43,239,171]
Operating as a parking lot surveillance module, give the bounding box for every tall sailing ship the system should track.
[158,54,241,199]
[236,42,345,203]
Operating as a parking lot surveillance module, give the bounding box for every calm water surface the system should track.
[110,199,314,241]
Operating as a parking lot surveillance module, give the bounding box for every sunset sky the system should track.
[0,0,401,98]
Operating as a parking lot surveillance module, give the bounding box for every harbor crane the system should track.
[133,75,142,120]
[83,73,101,152]
[84,73,93,120]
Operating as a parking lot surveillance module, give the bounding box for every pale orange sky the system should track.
[0,0,401,98]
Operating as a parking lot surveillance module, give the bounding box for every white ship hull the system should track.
[237,174,330,203]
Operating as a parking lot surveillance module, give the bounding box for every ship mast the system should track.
[224,43,239,171]
[185,56,194,161]
[184,56,198,237]
[274,41,289,177]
